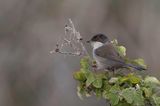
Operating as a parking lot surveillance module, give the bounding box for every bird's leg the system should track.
[92,61,98,73]
[111,67,115,76]
[107,67,115,76]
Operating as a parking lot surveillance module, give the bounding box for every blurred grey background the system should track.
[0,0,160,106]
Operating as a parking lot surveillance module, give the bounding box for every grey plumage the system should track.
[89,33,146,71]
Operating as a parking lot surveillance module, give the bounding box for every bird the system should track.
[87,33,146,71]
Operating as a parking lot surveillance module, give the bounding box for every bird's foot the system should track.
[107,67,115,76]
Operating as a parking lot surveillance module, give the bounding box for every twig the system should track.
[50,19,91,58]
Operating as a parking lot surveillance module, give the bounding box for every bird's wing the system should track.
[95,43,146,71]
[95,43,124,63]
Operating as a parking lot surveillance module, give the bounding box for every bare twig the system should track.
[50,19,90,58]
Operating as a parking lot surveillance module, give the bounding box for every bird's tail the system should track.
[109,58,146,71]
[125,63,146,71]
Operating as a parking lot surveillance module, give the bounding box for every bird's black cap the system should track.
[87,33,109,43]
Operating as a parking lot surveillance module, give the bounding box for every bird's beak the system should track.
[86,40,90,43]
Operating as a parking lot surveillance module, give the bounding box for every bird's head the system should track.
[87,34,110,49]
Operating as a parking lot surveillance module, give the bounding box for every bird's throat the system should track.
[92,42,104,50]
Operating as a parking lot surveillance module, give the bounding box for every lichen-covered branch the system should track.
[74,57,160,106]
[50,19,90,58]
